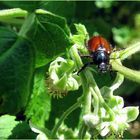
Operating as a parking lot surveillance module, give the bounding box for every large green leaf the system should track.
[0,27,35,114]
[36,10,70,35]
[25,67,51,127]
[0,115,36,139]
[30,20,71,68]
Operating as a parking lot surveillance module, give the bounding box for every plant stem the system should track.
[0,18,24,25]
[78,123,88,139]
[110,72,124,92]
[50,98,82,138]
[119,42,140,61]
[70,44,115,139]
[29,121,51,138]
[70,45,92,139]
[90,87,99,115]
[0,8,27,18]
[18,13,36,38]
[85,70,115,121]
[0,8,27,25]
[70,45,91,114]
[111,60,140,84]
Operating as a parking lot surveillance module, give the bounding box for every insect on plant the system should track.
[78,35,113,74]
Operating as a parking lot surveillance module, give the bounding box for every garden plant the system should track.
[0,1,140,139]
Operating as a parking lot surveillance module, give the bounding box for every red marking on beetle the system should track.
[88,36,112,54]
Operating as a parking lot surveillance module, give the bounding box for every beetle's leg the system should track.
[111,46,125,59]
[80,54,92,58]
[78,51,92,58]
[112,47,125,52]
[77,62,94,75]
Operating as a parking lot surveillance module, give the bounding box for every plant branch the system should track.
[70,45,92,114]
[119,42,140,60]
[111,60,140,84]
[85,70,115,121]
[0,8,27,18]
[0,8,27,25]
[90,87,99,115]
[18,13,36,38]
[78,123,87,139]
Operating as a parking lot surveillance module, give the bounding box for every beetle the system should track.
[78,35,113,74]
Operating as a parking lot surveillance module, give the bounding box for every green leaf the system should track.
[107,96,124,109]
[71,24,88,47]
[25,67,51,127]
[74,24,88,37]
[30,21,71,68]
[0,27,17,56]
[36,9,70,35]
[71,24,89,54]
[0,115,36,139]
[2,1,41,12]
[0,115,19,139]
[0,27,35,114]
[122,107,139,123]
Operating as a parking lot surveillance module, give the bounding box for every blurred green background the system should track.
[0,1,140,139]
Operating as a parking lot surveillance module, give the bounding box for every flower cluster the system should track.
[47,57,81,98]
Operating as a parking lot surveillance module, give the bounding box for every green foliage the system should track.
[31,22,71,67]
[36,9,70,35]
[25,68,51,127]
[0,27,17,55]
[0,115,19,139]
[0,1,140,139]
[0,115,36,139]
[0,27,35,114]
[112,26,132,47]
[25,10,71,68]
[48,57,81,95]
